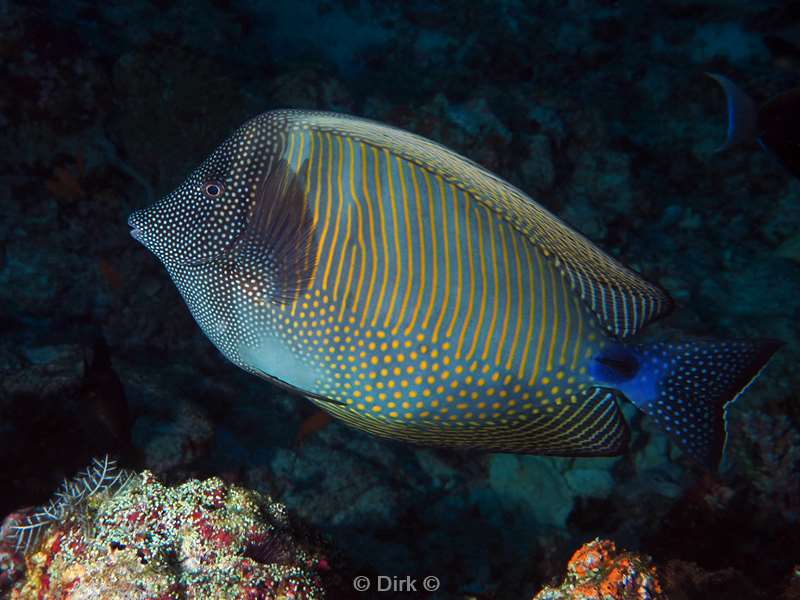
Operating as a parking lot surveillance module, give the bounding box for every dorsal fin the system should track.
[226,158,317,305]
[278,110,673,338]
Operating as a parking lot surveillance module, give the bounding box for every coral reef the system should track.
[533,539,664,600]
[0,544,24,595]
[533,540,800,600]
[4,456,133,553]
[2,462,327,599]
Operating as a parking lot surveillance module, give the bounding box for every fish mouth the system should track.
[127,214,142,243]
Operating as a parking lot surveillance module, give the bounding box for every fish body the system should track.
[129,110,780,468]
[708,73,800,178]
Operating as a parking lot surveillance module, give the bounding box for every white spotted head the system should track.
[127,113,286,268]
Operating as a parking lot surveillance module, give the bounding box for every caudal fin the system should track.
[706,73,759,152]
[616,338,782,469]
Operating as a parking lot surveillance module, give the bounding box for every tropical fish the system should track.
[128,110,781,469]
[708,72,800,178]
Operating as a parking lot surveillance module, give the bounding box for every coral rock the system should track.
[533,539,664,600]
[0,546,24,593]
[7,470,326,599]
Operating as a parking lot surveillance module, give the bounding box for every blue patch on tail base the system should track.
[589,344,640,385]
[601,339,782,469]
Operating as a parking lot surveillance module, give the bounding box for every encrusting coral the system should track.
[533,538,664,600]
[1,459,327,599]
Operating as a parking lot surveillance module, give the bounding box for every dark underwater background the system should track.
[1,1,799,598]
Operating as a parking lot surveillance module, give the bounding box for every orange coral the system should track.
[569,539,617,579]
[533,538,664,600]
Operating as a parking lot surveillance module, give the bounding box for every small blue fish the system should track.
[128,110,781,469]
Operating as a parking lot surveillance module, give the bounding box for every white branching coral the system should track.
[3,456,135,553]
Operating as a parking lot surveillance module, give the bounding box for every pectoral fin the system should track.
[225,158,318,305]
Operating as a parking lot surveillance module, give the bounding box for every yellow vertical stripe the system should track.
[432,176,450,343]
[290,130,307,318]
[420,169,438,330]
[446,185,463,340]
[348,138,367,314]
[277,129,292,318]
[494,222,513,366]
[529,247,548,385]
[518,243,536,377]
[506,231,524,371]
[305,131,323,276]
[558,272,571,367]
[404,165,426,336]
[308,130,320,222]
[313,133,334,278]
[383,149,402,329]
[546,257,559,372]
[394,157,414,334]
[370,148,390,327]
[336,205,354,321]
[466,205,488,361]
[481,207,501,361]
[360,145,379,324]
[456,198,477,359]
[323,135,345,292]
[572,295,584,370]
[341,233,357,323]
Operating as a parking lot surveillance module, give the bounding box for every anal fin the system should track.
[252,367,346,407]
[530,386,631,456]
[472,386,630,456]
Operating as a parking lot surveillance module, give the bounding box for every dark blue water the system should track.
[1,1,798,598]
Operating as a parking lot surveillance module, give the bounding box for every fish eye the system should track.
[203,181,224,198]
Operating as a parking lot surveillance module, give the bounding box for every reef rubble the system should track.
[0,462,328,599]
[532,538,664,600]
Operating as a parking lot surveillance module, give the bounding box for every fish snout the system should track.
[127,212,143,243]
